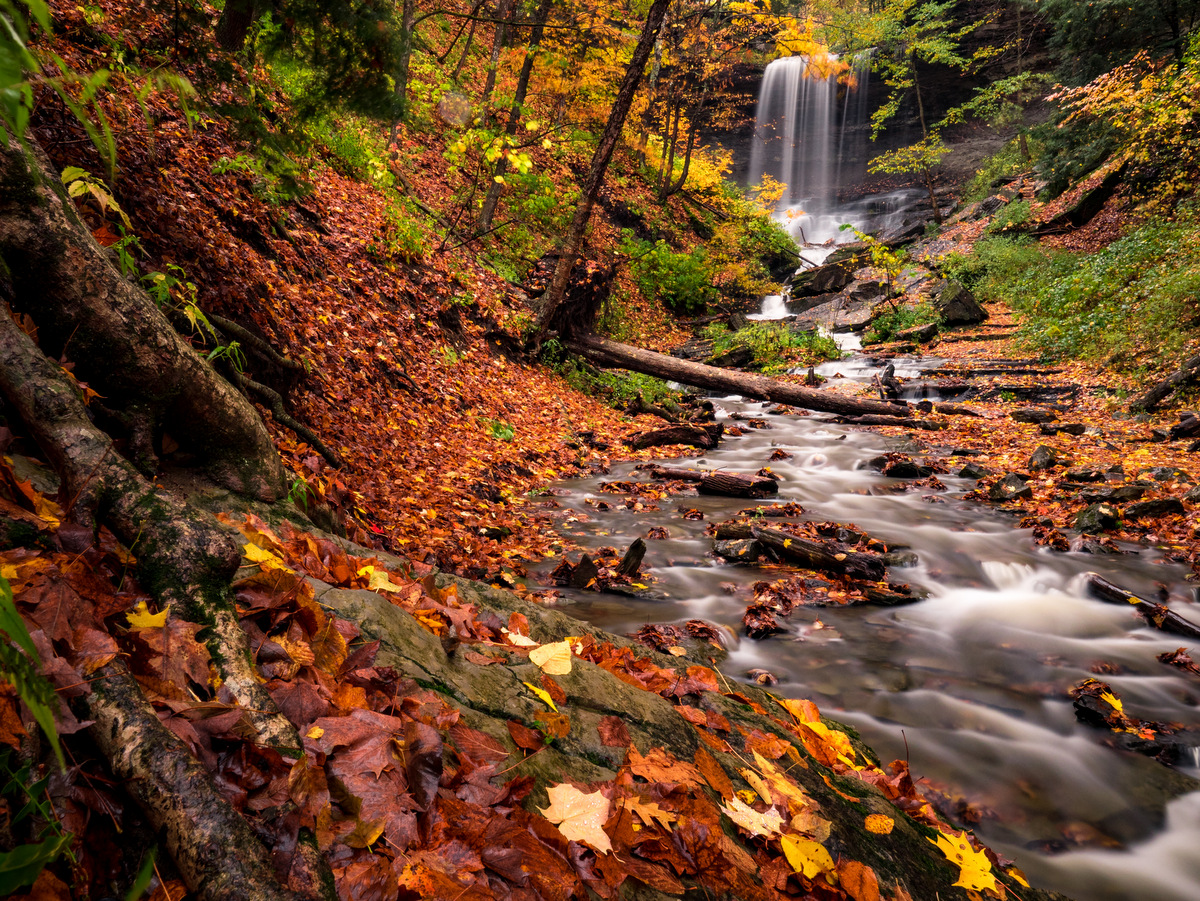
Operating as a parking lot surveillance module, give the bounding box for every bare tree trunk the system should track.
[215,0,259,50]
[909,57,942,225]
[0,137,287,501]
[566,334,911,417]
[480,0,516,115]
[476,0,554,233]
[394,0,417,120]
[536,0,672,340]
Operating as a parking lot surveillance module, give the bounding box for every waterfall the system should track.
[747,54,872,214]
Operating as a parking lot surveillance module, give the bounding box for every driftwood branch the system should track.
[1085,573,1200,640]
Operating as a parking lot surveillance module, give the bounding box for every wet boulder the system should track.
[713,539,764,562]
[929,279,988,325]
[1075,502,1121,533]
[990,473,1033,501]
[1080,485,1147,503]
[792,294,879,332]
[1137,466,1193,484]
[790,258,858,297]
[1029,444,1063,471]
[896,321,939,343]
[958,462,991,480]
[1011,408,1058,424]
[1124,498,1186,520]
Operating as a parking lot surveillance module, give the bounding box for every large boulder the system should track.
[790,257,859,297]
[930,279,988,325]
[793,293,880,332]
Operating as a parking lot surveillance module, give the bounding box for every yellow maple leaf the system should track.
[243,542,290,572]
[722,797,783,837]
[522,681,558,712]
[126,600,168,629]
[780,835,836,882]
[620,796,677,831]
[529,640,573,675]
[1099,690,1124,714]
[928,830,997,892]
[540,783,612,853]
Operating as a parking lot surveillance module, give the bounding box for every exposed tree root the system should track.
[231,370,344,469]
[0,136,286,501]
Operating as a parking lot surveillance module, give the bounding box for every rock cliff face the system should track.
[703,1,1054,199]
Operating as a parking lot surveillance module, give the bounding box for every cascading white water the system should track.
[747,56,840,210]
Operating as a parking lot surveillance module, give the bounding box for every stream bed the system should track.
[536,353,1200,901]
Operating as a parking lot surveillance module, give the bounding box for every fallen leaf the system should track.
[928,829,997,893]
[780,834,836,882]
[522,681,557,711]
[864,813,894,834]
[126,600,167,629]
[530,639,572,674]
[539,783,612,853]
[721,797,783,837]
[839,860,880,901]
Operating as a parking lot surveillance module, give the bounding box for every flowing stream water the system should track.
[536,356,1200,899]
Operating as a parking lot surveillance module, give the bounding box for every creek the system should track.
[536,350,1200,900]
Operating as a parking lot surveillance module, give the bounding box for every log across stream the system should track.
[535,355,1200,901]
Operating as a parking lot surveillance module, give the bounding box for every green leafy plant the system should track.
[619,231,715,315]
[986,199,1032,235]
[701,321,841,372]
[863,302,941,345]
[60,165,130,229]
[0,575,74,893]
[487,420,515,442]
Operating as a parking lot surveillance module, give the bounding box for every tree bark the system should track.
[476,0,554,233]
[1130,352,1200,413]
[84,660,306,901]
[215,0,259,51]
[1085,573,1200,640]
[479,0,516,114]
[0,306,298,749]
[698,471,778,498]
[628,424,721,450]
[0,137,287,501]
[753,527,886,581]
[536,0,671,339]
[567,333,911,417]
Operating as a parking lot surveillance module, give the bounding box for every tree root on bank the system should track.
[231,370,344,469]
[85,659,306,901]
[0,308,325,900]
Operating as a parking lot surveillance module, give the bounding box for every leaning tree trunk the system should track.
[567,333,911,417]
[0,137,286,501]
[536,0,671,340]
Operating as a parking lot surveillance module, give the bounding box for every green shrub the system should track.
[962,138,1041,203]
[986,199,1032,235]
[701,322,841,372]
[620,231,716,315]
[540,340,681,409]
[863,302,941,345]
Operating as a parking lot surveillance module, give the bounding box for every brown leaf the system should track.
[840,860,881,901]
[598,715,630,747]
[693,746,734,800]
[507,719,545,751]
[626,745,703,786]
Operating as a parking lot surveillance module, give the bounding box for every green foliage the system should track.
[963,138,1042,203]
[366,196,426,266]
[840,225,909,298]
[0,575,73,892]
[701,322,840,373]
[619,231,716,315]
[540,340,681,410]
[60,166,130,228]
[985,199,1032,235]
[943,214,1200,368]
[486,420,515,442]
[862,302,940,345]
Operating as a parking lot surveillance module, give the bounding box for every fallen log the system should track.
[699,472,779,498]
[752,527,886,581]
[628,423,722,450]
[651,466,706,482]
[566,333,910,418]
[834,414,946,431]
[1131,354,1200,413]
[1084,573,1200,640]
